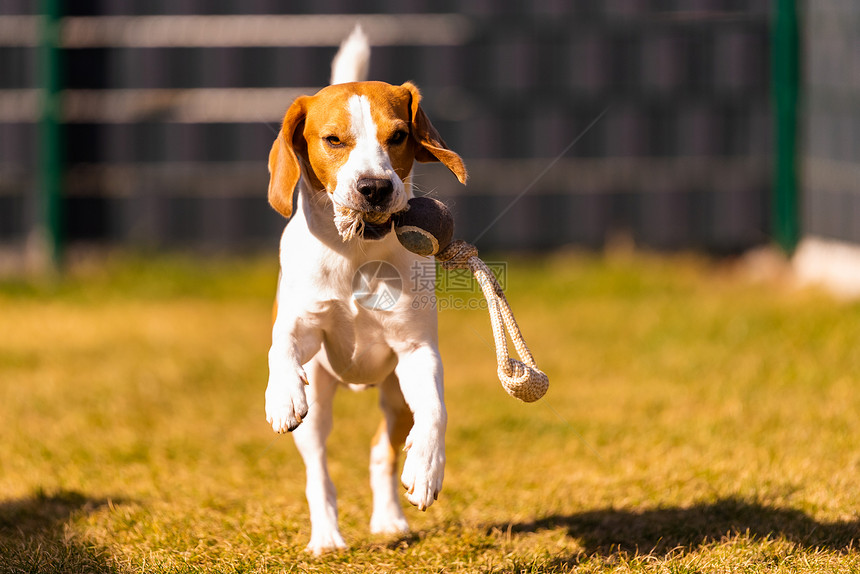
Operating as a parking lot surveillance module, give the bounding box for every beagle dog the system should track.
[264,27,467,554]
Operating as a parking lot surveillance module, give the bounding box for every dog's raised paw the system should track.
[400,438,444,511]
[265,372,309,433]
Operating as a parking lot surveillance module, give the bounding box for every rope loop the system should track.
[435,239,549,403]
[499,359,550,403]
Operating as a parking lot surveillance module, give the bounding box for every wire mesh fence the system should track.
[0,1,775,256]
[803,0,860,246]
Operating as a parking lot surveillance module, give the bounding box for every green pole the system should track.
[39,0,64,269]
[771,0,800,254]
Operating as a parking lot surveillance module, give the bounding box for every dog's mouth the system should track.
[333,203,395,241]
[360,213,394,240]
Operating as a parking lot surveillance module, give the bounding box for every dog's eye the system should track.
[388,130,407,146]
[325,135,343,147]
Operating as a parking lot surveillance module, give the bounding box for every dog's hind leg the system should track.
[369,373,412,535]
[291,356,346,555]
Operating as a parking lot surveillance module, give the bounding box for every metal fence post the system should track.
[39,0,64,269]
[771,0,800,254]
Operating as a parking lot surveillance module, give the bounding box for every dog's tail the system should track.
[330,25,370,85]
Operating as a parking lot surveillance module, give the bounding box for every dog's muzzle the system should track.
[333,201,396,241]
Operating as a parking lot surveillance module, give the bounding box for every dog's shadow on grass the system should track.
[497,498,859,558]
[0,489,122,574]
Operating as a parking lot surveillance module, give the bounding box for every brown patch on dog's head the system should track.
[267,81,466,223]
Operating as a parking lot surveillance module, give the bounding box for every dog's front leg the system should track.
[266,311,323,434]
[292,357,346,555]
[395,346,447,511]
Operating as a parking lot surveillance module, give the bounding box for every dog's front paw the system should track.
[265,368,309,433]
[370,509,409,536]
[306,529,347,556]
[400,432,445,511]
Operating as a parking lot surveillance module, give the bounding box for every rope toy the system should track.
[393,197,549,403]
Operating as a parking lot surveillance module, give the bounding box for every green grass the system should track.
[1,252,859,573]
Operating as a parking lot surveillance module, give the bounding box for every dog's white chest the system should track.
[315,300,397,386]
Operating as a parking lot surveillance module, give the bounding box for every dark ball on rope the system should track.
[393,197,454,256]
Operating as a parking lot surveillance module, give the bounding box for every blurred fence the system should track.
[803,1,860,246]
[0,1,773,256]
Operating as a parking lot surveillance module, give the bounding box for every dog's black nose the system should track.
[356,177,394,206]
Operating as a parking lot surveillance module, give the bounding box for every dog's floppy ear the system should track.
[402,82,468,185]
[268,96,310,218]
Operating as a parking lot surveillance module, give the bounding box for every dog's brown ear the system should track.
[268,96,310,218]
[402,82,467,185]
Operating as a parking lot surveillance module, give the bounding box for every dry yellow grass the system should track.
[0,252,858,573]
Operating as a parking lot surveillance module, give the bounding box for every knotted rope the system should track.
[435,240,549,403]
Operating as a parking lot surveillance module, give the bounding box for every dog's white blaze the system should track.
[332,94,406,211]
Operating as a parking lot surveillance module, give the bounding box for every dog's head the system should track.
[268,81,467,239]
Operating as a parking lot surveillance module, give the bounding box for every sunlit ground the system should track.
[1,252,858,573]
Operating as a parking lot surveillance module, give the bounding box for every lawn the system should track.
[0,251,858,573]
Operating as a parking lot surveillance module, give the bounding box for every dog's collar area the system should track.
[361,217,394,240]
